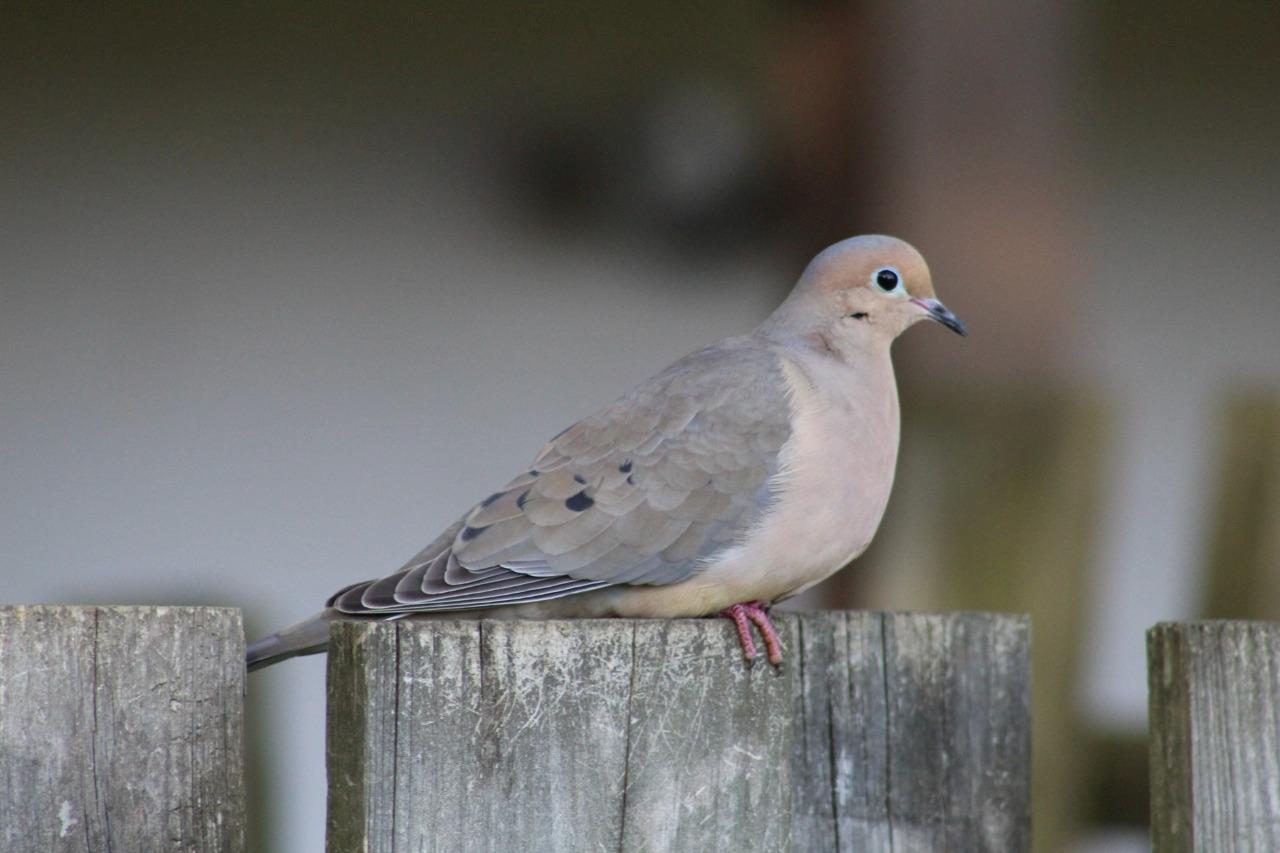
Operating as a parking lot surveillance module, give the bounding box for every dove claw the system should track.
[719,601,782,666]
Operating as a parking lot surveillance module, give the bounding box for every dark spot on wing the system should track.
[573,474,586,485]
[564,490,594,512]
[480,492,503,507]
[517,489,533,509]
[529,469,540,477]
[619,460,633,473]
[461,525,488,541]
[626,474,635,486]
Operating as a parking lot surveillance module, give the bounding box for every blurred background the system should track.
[3,2,1278,850]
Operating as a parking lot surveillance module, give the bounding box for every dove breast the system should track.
[604,339,902,616]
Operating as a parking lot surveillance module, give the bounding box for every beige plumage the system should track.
[247,234,965,669]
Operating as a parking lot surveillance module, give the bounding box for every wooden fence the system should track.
[1148,621,1280,852]
[3,606,1280,851]
[326,612,1030,852]
[0,605,244,853]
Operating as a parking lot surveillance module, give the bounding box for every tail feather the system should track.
[246,612,333,672]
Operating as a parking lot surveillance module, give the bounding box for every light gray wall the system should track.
[0,9,791,849]
[1076,146,1280,729]
[6,5,1280,851]
[1072,0,1280,734]
[1,140,784,850]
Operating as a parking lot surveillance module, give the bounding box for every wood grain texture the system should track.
[1149,621,1280,852]
[0,605,245,853]
[793,612,1030,853]
[328,611,1029,852]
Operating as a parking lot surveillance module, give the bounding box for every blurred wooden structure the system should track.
[1202,395,1280,620]
[816,390,1108,851]
[1142,397,1280,847]
[811,390,1280,847]
[1148,621,1280,851]
[0,606,245,853]
[326,612,1030,852]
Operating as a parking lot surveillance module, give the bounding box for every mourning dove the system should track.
[247,235,965,670]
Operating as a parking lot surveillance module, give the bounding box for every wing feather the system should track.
[331,338,793,617]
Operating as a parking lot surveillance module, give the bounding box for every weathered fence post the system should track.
[1148,621,1280,852]
[327,611,1029,852]
[0,605,246,853]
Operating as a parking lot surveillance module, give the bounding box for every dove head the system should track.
[761,235,966,352]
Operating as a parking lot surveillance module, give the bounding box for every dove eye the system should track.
[874,267,901,293]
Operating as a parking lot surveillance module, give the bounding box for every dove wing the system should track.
[331,336,792,615]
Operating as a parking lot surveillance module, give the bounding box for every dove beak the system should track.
[911,298,968,337]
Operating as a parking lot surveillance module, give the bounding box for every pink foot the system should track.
[718,601,783,666]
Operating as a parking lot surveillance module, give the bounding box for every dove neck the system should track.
[756,305,893,364]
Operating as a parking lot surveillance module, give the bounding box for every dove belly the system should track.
[606,354,901,617]
[709,400,898,600]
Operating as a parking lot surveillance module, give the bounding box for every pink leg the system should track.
[742,602,783,666]
[718,601,783,666]
[719,603,759,661]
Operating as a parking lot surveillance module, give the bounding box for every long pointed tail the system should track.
[246,612,333,671]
